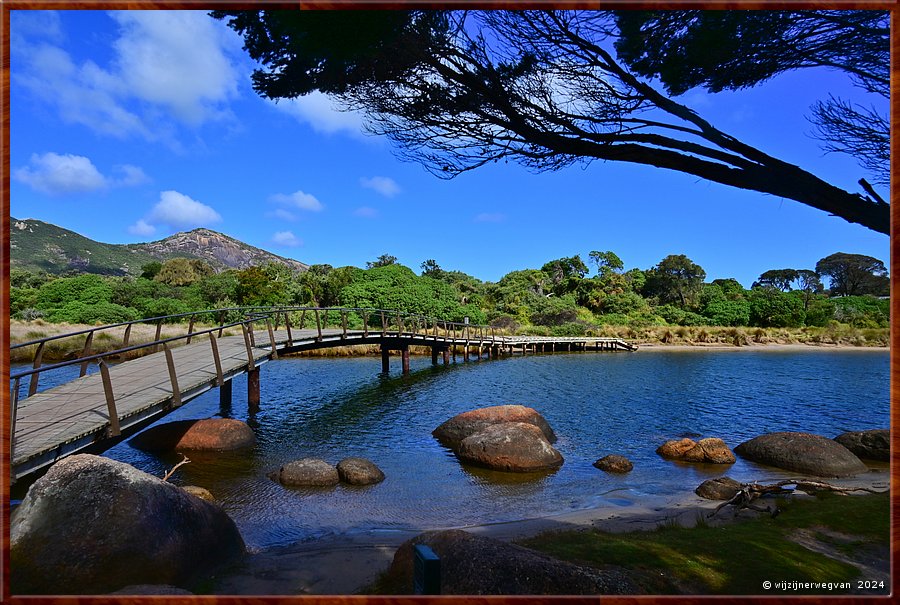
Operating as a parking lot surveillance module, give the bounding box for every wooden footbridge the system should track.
[8,306,636,483]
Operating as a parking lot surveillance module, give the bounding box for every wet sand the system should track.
[210,470,889,595]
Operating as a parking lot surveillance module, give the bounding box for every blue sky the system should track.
[9,10,889,287]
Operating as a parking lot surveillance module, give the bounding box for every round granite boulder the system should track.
[456,422,563,473]
[834,429,889,462]
[433,405,557,448]
[695,477,743,500]
[657,437,735,464]
[337,457,385,485]
[734,432,867,477]
[593,455,633,474]
[269,458,340,487]
[10,454,245,595]
[130,418,255,452]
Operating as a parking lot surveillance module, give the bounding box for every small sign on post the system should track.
[413,543,440,595]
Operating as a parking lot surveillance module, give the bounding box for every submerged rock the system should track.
[129,418,256,452]
[834,429,889,462]
[695,477,743,500]
[387,529,639,594]
[182,485,215,502]
[734,432,867,477]
[656,437,735,464]
[593,455,633,474]
[269,458,340,487]
[10,454,245,595]
[337,457,385,485]
[456,422,563,472]
[433,405,557,448]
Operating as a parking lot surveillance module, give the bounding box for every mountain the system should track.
[9,218,309,276]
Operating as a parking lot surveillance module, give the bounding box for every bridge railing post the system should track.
[363,311,369,338]
[285,311,294,347]
[300,309,307,330]
[218,311,226,337]
[123,323,132,347]
[186,315,196,344]
[266,319,279,359]
[10,378,19,462]
[241,323,256,371]
[79,330,95,377]
[162,343,182,408]
[28,341,45,396]
[153,321,163,353]
[209,332,224,385]
[98,359,121,437]
[342,310,348,338]
[381,311,387,337]
[396,311,402,337]
[315,309,323,341]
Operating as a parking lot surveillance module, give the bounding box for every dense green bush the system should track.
[46,301,138,324]
[36,274,114,309]
[831,296,889,328]
[747,289,806,328]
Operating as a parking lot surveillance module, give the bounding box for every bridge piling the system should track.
[432,348,439,365]
[220,379,233,407]
[402,347,410,375]
[381,346,390,373]
[443,349,450,364]
[248,367,260,409]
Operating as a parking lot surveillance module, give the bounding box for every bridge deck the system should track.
[11,329,634,482]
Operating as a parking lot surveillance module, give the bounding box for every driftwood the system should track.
[162,454,191,482]
[709,479,885,518]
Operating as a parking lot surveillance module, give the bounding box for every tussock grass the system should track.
[9,320,239,363]
[519,492,888,595]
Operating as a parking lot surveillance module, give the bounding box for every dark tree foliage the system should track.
[420,258,443,277]
[615,10,889,187]
[213,10,888,234]
[815,252,889,297]
[643,254,706,307]
[366,254,399,269]
[754,269,800,291]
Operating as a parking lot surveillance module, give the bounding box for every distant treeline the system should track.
[10,251,889,333]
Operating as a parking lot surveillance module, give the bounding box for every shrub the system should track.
[46,301,138,325]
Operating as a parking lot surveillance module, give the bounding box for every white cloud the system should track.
[14,152,108,195]
[353,206,379,218]
[14,152,150,195]
[14,11,243,143]
[265,208,298,222]
[128,219,156,236]
[147,190,222,230]
[474,212,506,223]
[271,231,302,247]
[270,190,324,212]
[271,92,367,137]
[360,176,400,198]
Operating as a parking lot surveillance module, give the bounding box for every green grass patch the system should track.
[520,492,888,595]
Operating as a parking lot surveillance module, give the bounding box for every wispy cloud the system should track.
[270,92,366,138]
[127,219,156,237]
[265,208,298,222]
[474,212,507,223]
[270,190,324,212]
[14,11,243,145]
[360,176,400,198]
[271,230,302,247]
[353,206,379,218]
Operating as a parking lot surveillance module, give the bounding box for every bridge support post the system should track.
[401,347,410,375]
[248,367,260,409]
[442,349,450,364]
[432,348,439,366]
[381,346,390,373]
[220,379,233,407]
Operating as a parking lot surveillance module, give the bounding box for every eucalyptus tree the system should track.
[214,9,889,233]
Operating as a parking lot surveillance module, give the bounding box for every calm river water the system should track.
[16,348,890,550]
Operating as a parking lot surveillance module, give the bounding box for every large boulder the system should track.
[269,458,340,487]
[656,437,735,464]
[834,429,890,462]
[337,457,385,485]
[130,418,255,452]
[433,405,557,448]
[734,432,868,477]
[10,454,245,595]
[456,422,564,473]
[386,529,639,594]
[593,455,633,474]
[695,477,743,501]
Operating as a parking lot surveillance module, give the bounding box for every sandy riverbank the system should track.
[634,342,888,352]
[209,470,889,595]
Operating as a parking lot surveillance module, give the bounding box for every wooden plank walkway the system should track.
[11,328,634,482]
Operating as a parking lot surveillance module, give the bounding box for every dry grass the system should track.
[626,325,888,347]
[9,319,241,363]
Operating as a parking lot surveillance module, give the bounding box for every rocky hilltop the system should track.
[10,217,308,276]
[134,228,308,273]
